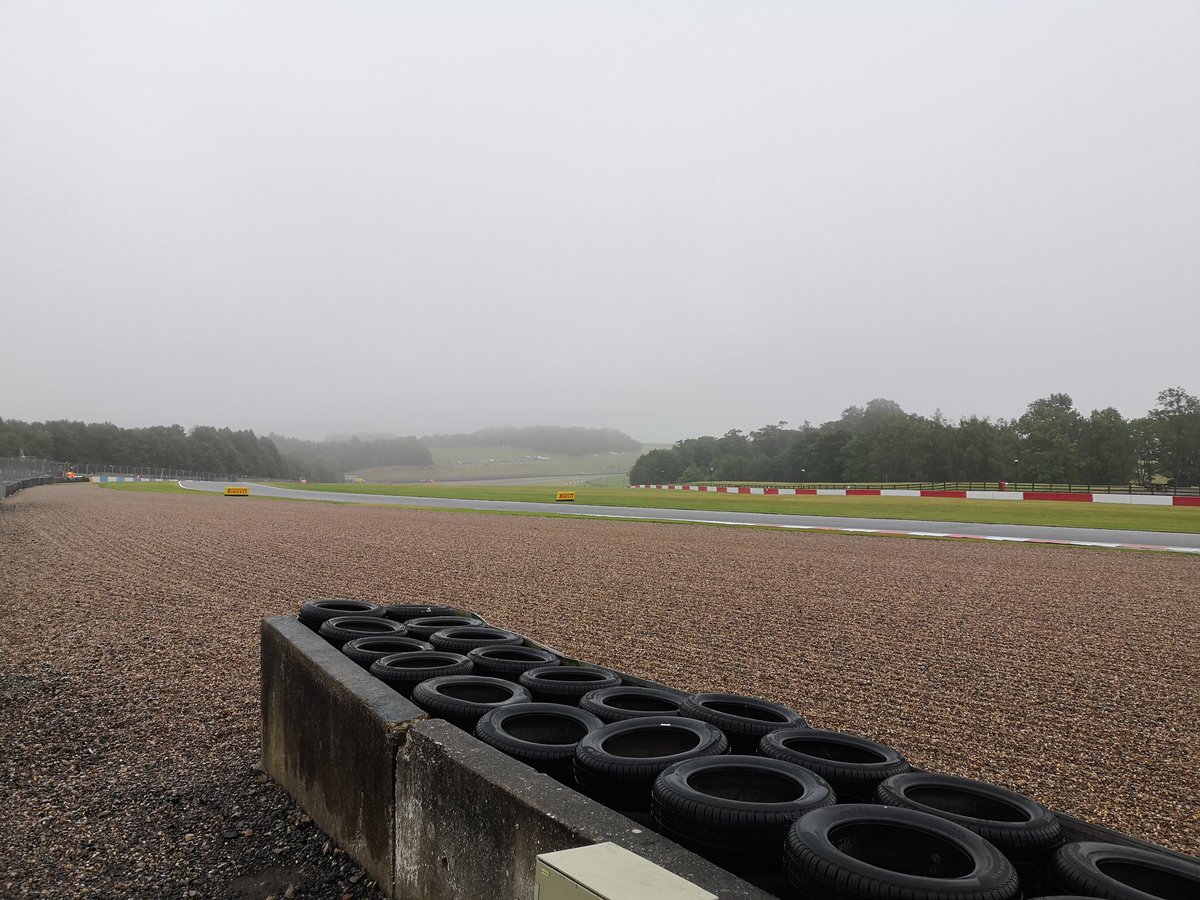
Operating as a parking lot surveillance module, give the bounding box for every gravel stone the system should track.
[0,485,1196,899]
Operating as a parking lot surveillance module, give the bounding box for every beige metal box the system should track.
[534,842,718,900]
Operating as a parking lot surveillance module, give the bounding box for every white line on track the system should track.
[581,514,1200,554]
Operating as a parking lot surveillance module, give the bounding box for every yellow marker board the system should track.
[555,491,576,502]
[225,486,250,496]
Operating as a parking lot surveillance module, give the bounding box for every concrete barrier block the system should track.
[395,718,772,900]
[260,616,425,895]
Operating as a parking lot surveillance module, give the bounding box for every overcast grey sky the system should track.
[1,1,1196,442]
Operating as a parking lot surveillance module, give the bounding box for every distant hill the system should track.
[324,432,400,442]
[422,426,639,455]
[273,425,641,482]
[269,433,431,481]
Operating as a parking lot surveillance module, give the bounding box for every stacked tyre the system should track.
[785,805,1021,900]
[298,598,386,630]
[342,635,433,668]
[369,651,473,697]
[574,717,727,811]
[520,665,622,706]
[874,771,1063,892]
[579,686,684,723]
[759,728,910,803]
[679,693,805,754]
[468,646,560,681]
[475,703,602,780]
[318,615,407,648]
[652,756,836,874]
[411,676,531,730]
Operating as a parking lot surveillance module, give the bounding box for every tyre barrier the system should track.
[679,692,806,754]
[383,603,458,622]
[368,651,474,696]
[299,598,387,630]
[574,716,728,812]
[318,615,407,649]
[428,626,525,654]
[875,771,1063,890]
[474,703,603,780]
[341,635,434,669]
[519,664,623,706]
[785,804,1021,900]
[652,755,836,871]
[1050,841,1200,900]
[403,614,486,641]
[291,600,1200,899]
[466,645,560,681]
[578,685,685,723]
[758,728,910,803]
[410,675,532,731]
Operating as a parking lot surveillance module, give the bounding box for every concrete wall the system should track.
[261,617,426,895]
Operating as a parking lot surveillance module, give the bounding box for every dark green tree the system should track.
[1080,408,1136,484]
[1149,387,1200,485]
[1016,394,1084,482]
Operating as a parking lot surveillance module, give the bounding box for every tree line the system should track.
[0,419,295,478]
[628,388,1200,487]
[0,419,642,483]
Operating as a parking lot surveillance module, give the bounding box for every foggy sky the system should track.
[2,1,1197,443]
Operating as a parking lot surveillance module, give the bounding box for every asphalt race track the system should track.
[178,481,1200,555]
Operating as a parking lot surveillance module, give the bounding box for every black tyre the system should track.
[468,645,560,681]
[474,703,603,777]
[579,686,685,723]
[411,675,532,731]
[318,615,407,649]
[404,615,485,640]
[875,772,1063,869]
[574,716,728,811]
[652,755,836,869]
[785,804,1020,900]
[298,598,386,629]
[342,635,433,669]
[520,665,622,706]
[429,626,525,654]
[758,728,910,803]
[1050,841,1200,900]
[383,603,459,622]
[679,692,806,754]
[369,651,473,696]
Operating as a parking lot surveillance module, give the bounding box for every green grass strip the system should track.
[263,482,1200,534]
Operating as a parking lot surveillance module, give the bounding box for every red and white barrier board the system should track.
[631,485,1200,507]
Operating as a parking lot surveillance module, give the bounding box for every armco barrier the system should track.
[0,475,58,500]
[261,616,770,898]
[263,615,1198,898]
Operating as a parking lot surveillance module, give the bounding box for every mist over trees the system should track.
[0,420,643,483]
[629,389,1200,487]
[270,434,432,479]
[274,426,637,479]
[0,419,293,478]
[421,426,640,455]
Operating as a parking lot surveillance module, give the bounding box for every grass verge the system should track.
[96,482,191,494]
[262,482,1200,533]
